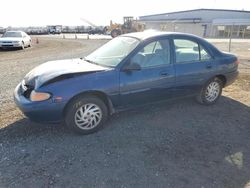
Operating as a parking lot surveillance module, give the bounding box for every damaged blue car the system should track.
[14,31,239,134]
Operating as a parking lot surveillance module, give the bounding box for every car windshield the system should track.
[85,36,140,67]
[2,32,22,38]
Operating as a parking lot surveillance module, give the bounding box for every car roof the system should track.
[122,30,223,57]
[122,30,202,41]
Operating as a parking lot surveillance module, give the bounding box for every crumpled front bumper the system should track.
[14,83,66,123]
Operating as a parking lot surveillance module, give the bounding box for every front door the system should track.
[119,38,175,107]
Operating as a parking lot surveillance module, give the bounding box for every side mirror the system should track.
[123,62,141,71]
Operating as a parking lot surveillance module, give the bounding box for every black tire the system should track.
[21,41,25,50]
[111,29,121,38]
[65,96,108,134]
[28,40,32,47]
[196,77,223,105]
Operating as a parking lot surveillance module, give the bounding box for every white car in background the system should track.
[0,31,32,50]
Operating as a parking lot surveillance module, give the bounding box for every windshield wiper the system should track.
[81,57,113,68]
[81,57,100,65]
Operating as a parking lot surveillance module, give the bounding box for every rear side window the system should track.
[200,45,212,61]
[174,39,211,63]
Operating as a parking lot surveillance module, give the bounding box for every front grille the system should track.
[2,45,13,47]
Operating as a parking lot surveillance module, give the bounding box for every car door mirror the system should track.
[123,62,141,71]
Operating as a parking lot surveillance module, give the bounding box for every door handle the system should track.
[160,72,169,76]
[206,64,212,69]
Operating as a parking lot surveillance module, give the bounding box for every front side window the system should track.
[131,39,171,68]
[86,36,140,67]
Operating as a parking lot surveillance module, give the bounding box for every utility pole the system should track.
[229,24,234,52]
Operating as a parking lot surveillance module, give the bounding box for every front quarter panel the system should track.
[39,69,120,109]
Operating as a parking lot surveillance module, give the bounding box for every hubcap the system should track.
[74,103,102,130]
[205,81,220,102]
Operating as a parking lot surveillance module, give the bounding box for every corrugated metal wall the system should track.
[140,9,250,38]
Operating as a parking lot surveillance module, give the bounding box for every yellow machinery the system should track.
[109,17,145,38]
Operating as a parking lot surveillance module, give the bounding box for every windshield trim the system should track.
[120,35,142,42]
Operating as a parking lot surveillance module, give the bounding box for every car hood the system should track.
[24,58,109,88]
[0,37,22,42]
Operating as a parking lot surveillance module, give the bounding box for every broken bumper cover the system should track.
[14,83,66,123]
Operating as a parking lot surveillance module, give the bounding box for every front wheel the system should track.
[21,41,25,50]
[65,96,108,134]
[196,77,223,105]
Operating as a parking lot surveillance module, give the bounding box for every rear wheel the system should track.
[28,40,32,47]
[196,77,223,105]
[65,96,108,134]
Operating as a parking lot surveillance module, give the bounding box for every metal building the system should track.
[139,9,250,38]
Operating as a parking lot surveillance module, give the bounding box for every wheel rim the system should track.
[205,81,220,102]
[74,103,102,130]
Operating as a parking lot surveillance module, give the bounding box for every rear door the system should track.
[173,38,216,96]
[119,38,175,107]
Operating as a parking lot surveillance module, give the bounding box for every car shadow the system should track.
[0,96,249,187]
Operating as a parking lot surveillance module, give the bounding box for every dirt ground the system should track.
[0,36,249,188]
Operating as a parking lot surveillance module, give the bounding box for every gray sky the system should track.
[0,0,249,27]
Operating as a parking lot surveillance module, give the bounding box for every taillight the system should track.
[235,59,240,65]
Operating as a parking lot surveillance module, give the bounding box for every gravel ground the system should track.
[0,37,249,188]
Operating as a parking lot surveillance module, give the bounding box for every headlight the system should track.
[30,90,51,102]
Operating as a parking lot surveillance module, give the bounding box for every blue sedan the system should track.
[14,32,239,134]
